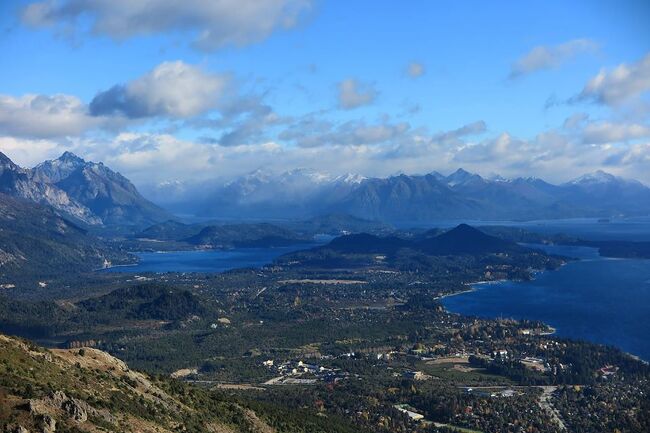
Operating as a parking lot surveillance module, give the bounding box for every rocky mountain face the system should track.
[0,151,171,227]
[0,153,100,225]
[337,172,480,221]
[557,170,650,216]
[32,152,172,227]
[192,167,650,222]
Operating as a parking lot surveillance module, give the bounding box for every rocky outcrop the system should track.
[39,415,56,433]
[28,391,89,424]
[0,334,280,433]
[61,399,87,423]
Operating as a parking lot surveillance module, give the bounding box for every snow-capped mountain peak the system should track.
[32,152,89,184]
[569,170,622,185]
[335,173,367,185]
[567,171,646,190]
[282,168,334,184]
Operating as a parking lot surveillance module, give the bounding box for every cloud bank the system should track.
[22,0,313,51]
[0,94,108,138]
[4,114,649,190]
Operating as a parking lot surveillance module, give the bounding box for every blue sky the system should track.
[0,0,649,192]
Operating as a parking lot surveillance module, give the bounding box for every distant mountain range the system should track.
[0,152,171,227]
[3,151,650,225]
[182,167,650,222]
[195,168,366,219]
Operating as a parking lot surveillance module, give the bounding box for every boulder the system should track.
[62,399,87,422]
[40,415,56,433]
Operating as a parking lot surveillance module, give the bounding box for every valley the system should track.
[1,153,649,433]
[2,218,649,433]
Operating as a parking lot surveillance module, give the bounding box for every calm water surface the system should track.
[443,243,650,360]
[103,244,317,273]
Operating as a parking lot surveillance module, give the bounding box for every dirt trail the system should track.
[538,386,566,431]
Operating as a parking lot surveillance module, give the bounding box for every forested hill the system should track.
[0,192,133,281]
[322,224,526,256]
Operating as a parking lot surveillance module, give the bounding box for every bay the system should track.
[443,243,650,361]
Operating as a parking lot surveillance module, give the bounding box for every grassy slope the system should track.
[0,334,364,433]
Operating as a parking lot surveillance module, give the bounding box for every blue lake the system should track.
[443,244,650,361]
[103,244,317,274]
[101,220,650,361]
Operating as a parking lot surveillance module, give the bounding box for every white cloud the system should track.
[582,121,650,144]
[337,79,377,109]
[575,53,650,105]
[194,96,285,147]
[605,142,650,166]
[90,61,227,118]
[0,136,62,166]
[510,39,598,79]
[563,112,589,129]
[388,121,487,159]
[407,62,425,78]
[0,62,230,139]
[0,94,109,138]
[22,0,312,51]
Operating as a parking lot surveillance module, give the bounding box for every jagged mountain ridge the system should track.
[0,153,100,225]
[0,151,171,227]
[191,167,650,221]
[6,149,649,223]
[32,152,172,226]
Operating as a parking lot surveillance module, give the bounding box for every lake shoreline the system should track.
[97,244,320,274]
[442,245,650,362]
